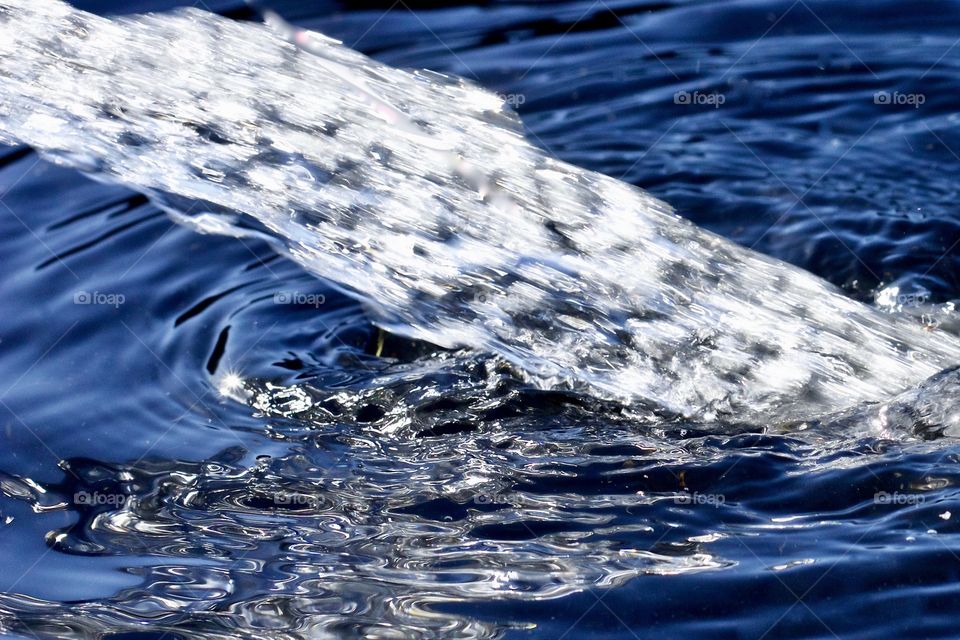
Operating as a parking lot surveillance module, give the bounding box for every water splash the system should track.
[0,0,959,425]
[5,342,960,639]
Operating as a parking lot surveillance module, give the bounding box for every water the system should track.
[0,0,959,638]
[3,0,960,426]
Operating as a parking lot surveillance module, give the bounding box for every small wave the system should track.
[0,0,959,426]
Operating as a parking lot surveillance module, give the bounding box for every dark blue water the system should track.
[2,1,960,638]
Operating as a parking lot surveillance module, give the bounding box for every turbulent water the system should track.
[2,0,960,424]
[2,0,960,638]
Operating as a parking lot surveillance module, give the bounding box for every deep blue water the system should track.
[3,1,960,638]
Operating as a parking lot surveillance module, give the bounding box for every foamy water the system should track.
[0,0,958,425]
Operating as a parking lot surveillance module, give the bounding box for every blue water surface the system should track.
[2,1,960,638]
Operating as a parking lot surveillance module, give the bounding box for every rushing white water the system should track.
[1,0,959,422]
